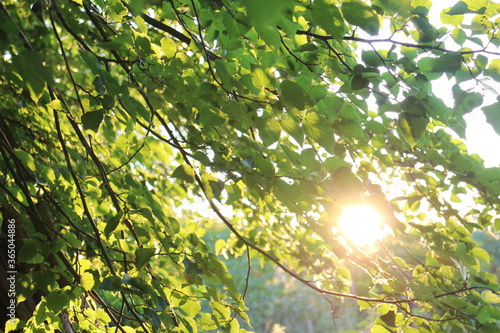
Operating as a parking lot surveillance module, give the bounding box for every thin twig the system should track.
[242,244,251,301]
[296,30,500,56]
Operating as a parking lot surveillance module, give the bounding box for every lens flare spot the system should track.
[338,205,388,247]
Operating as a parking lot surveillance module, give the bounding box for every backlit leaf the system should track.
[431,53,462,73]
[481,290,500,304]
[484,59,500,81]
[280,80,310,110]
[82,110,105,133]
[81,272,95,291]
[411,16,435,42]
[452,85,483,116]
[251,66,272,89]
[342,1,380,35]
[311,0,346,41]
[172,164,195,183]
[99,276,122,291]
[302,112,334,150]
[482,102,500,135]
[135,247,156,270]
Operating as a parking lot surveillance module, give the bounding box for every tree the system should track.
[1,0,499,331]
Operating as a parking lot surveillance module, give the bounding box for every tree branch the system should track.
[296,30,500,56]
[123,3,191,45]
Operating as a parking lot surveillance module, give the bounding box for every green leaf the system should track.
[350,74,370,91]
[398,57,418,73]
[462,0,489,13]
[256,25,282,51]
[260,117,281,147]
[99,276,122,291]
[451,28,467,45]
[14,149,36,172]
[82,110,105,133]
[440,8,463,26]
[475,54,488,70]
[452,85,483,116]
[324,156,350,172]
[372,0,411,15]
[302,112,334,151]
[183,258,202,275]
[484,59,500,82]
[172,164,195,183]
[411,0,432,15]
[121,95,150,121]
[337,119,366,141]
[251,66,272,89]
[201,174,224,200]
[214,59,233,87]
[211,301,231,322]
[135,247,156,270]
[104,211,124,237]
[371,324,392,333]
[199,106,227,127]
[279,114,304,145]
[293,43,318,52]
[431,53,462,73]
[181,299,201,318]
[456,242,476,266]
[229,318,240,333]
[46,291,70,314]
[379,310,396,327]
[482,102,500,135]
[63,232,81,248]
[447,1,485,15]
[194,82,217,99]
[274,179,300,211]
[476,306,490,324]
[93,75,106,94]
[161,36,177,57]
[398,113,428,148]
[341,1,380,36]
[317,95,344,119]
[98,41,124,51]
[362,50,384,67]
[46,99,63,110]
[411,283,434,301]
[245,0,289,28]
[481,290,500,304]
[125,174,141,189]
[12,50,52,102]
[358,300,371,310]
[280,80,311,110]
[19,240,41,263]
[311,0,346,41]
[472,247,490,264]
[81,272,95,291]
[411,16,435,43]
[135,15,148,33]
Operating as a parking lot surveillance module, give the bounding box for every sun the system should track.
[337,204,389,247]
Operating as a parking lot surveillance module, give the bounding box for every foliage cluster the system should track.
[1,0,500,332]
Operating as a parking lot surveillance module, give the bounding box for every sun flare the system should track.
[337,205,389,247]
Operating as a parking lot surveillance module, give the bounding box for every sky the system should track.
[428,1,500,167]
[464,103,500,167]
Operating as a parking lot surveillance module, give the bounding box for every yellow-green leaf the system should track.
[172,165,195,183]
[81,272,95,291]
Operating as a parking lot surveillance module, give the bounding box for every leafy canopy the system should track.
[1,0,500,332]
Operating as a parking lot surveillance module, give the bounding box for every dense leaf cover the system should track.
[1,0,500,331]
